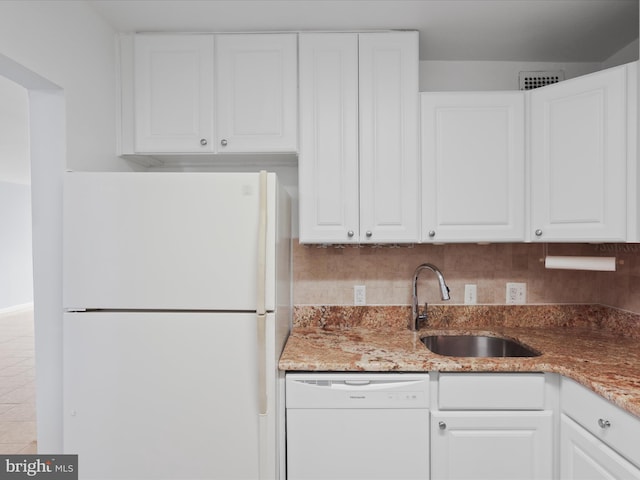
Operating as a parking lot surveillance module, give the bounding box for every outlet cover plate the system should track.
[506,282,526,304]
[354,285,366,306]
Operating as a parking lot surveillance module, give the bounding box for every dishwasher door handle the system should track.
[329,379,427,391]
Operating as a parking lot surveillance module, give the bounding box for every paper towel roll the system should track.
[544,256,616,271]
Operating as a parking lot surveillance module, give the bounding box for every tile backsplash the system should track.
[293,242,640,315]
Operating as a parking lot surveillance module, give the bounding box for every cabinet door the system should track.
[134,34,214,153]
[530,65,627,241]
[431,411,553,480]
[359,32,420,243]
[216,34,297,153]
[421,92,525,242]
[298,33,359,244]
[561,414,640,479]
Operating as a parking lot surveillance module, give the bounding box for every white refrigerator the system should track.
[62,171,291,479]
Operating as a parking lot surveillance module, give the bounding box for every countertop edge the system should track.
[279,325,640,419]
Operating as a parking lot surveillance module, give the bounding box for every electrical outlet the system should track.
[506,282,526,304]
[464,284,477,305]
[354,285,366,306]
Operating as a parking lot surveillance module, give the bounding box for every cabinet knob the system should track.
[438,421,447,430]
[598,418,611,429]
[535,229,543,237]
[428,230,436,238]
[347,230,355,238]
[365,231,373,238]
[200,138,208,146]
[220,139,228,147]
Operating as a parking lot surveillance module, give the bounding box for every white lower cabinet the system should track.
[561,414,640,479]
[560,377,640,479]
[431,373,553,480]
[431,411,554,480]
[283,373,640,480]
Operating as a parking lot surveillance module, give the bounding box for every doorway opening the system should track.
[0,52,66,453]
[0,73,35,453]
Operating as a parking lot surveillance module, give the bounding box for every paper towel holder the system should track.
[540,244,616,272]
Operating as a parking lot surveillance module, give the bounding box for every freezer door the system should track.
[63,172,277,311]
[63,311,275,479]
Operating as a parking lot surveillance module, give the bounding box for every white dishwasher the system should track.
[285,373,430,480]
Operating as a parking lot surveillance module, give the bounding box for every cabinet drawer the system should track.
[562,377,640,468]
[439,373,546,410]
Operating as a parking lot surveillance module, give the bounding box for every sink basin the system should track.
[421,335,540,358]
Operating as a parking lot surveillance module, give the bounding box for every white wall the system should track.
[603,38,640,69]
[0,182,33,309]
[0,75,33,311]
[0,1,129,172]
[419,60,604,91]
[0,76,29,184]
[419,37,639,92]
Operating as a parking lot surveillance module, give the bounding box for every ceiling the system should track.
[88,0,639,62]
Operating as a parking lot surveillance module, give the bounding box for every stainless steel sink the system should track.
[421,335,540,358]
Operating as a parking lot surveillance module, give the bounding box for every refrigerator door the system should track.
[63,172,277,311]
[63,311,273,479]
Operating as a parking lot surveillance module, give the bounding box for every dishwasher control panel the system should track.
[286,373,430,409]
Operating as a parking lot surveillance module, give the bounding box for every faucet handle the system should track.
[416,302,428,323]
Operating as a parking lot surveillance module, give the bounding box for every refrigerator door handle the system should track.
[257,313,267,415]
[257,171,268,415]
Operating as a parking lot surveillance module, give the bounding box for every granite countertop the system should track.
[279,305,640,419]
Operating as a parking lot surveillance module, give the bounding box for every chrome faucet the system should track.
[410,263,450,331]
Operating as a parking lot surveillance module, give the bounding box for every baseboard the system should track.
[0,303,34,317]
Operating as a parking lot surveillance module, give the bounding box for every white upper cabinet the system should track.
[298,31,419,244]
[359,32,420,243]
[421,92,525,242]
[215,34,297,153]
[130,33,297,155]
[134,35,215,153]
[298,33,360,244]
[529,65,629,242]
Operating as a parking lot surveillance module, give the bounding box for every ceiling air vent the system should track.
[519,70,565,90]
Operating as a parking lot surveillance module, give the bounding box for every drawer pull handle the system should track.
[439,421,447,430]
[598,418,611,429]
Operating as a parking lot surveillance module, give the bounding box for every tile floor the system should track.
[0,307,37,453]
